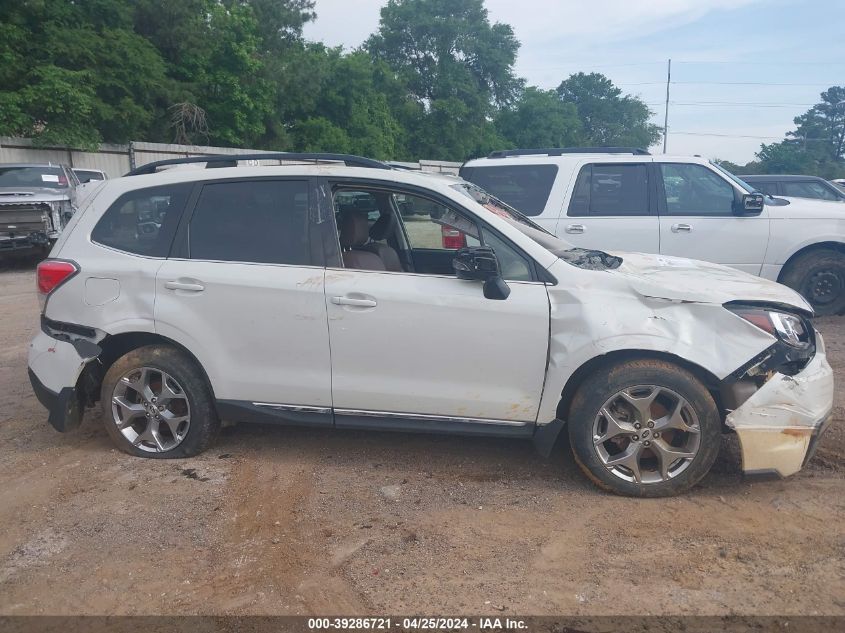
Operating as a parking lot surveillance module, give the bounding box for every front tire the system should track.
[567,359,721,497]
[100,345,219,458]
[780,248,845,316]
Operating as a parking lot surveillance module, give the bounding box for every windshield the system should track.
[709,161,755,193]
[451,181,622,270]
[450,182,553,235]
[0,166,69,189]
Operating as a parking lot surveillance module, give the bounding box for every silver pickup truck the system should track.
[0,163,79,255]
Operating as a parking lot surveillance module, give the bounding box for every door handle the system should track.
[164,280,205,292]
[671,223,692,233]
[565,223,585,234]
[331,296,377,308]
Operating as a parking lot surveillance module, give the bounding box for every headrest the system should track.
[369,213,394,241]
[339,211,370,249]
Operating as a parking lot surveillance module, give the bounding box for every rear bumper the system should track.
[28,368,81,432]
[726,333,835,478]
[28,331,93,432]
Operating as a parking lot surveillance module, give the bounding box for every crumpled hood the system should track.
[0,187,70,204]
[612,251,812,312]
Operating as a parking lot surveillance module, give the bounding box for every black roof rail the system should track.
[486,147,651,159]
[125,152,391,176]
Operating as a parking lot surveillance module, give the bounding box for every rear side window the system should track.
[750,181,779,196]
[92,183,192,257]
[568,164,649,216]
[459,164,557,216]
[188,180,310,265]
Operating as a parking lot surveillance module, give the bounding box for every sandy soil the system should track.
[0,260,843,616]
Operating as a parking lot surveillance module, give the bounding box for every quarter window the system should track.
[188,180,310,265]
[567,164,649,216]
[660,164,735,216]
[459,164,558,216]
[92,183,192,257]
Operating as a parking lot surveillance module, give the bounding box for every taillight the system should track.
[441,226,467,250]
[37,260,78,295]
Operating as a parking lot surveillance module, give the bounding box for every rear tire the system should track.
[780,248,845,316]
[567,358,721,497]
[100,345,219,458]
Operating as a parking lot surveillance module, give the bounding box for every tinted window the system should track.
[92,183,192,257]
[75,169,105,183]
[0,166,69,189]
[782,181,839,201]
[660,164,735,216]
[189,180,310,265]
[567,164,649,216]
[750,181,779,195]
[459,165,557,216]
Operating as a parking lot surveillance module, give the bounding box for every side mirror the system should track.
[453,246,511,300]
[735,192,764,215]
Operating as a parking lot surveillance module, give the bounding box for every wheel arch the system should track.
[777,240,845,282]
[555,349,724,421]
[534,349,725,458]
[82,331,216,405]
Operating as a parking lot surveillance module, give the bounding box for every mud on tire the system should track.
[567,358,721,497]
[100,344,219,458]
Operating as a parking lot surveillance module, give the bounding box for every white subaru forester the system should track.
[28,153,834,497]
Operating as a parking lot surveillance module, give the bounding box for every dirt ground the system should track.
[0,259,843,617]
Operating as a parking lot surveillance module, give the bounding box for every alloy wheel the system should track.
[591,385,701,484]
[110,367,191,453]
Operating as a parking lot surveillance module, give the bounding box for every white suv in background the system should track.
[28,153,833,497]
[461,148,845,315]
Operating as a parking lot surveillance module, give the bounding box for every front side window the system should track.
[92,183,192,257]
[660,163,735,216]
[568,164,649,216]
[782,181,839,201]
[189,180,310,265]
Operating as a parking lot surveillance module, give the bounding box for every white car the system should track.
[460,148,845,315]
[28,153,833,497]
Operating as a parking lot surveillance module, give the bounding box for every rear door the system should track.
[557,161,659,253]
[154,177,333,421]
[657,163,769,275]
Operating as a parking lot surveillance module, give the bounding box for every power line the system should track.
[672,131,830,140]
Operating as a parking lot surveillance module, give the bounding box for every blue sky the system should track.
[303,0,845,163]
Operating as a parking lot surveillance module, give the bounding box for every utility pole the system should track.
[663,58,671,154]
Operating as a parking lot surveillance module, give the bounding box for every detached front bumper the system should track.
[726,333,834,478]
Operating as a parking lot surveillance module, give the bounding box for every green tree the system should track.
[495,87,581,149]
[754,86,845,178]
[556,72,661,148]
[367,0,521,160]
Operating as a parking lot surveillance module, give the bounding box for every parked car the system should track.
[460,148,845,315]
[740,174,845,202]
[829,178,845,192]
[0,163,79,255]
[28,153,832,497]
[72,168,108,184]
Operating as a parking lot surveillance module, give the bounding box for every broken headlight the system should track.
[729,307,811,349]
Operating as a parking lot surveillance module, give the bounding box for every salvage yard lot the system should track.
[0,261,843,616]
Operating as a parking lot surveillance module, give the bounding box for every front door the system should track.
[656,163,769,275]
[154,178,333,420]
[324,184,550,425]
